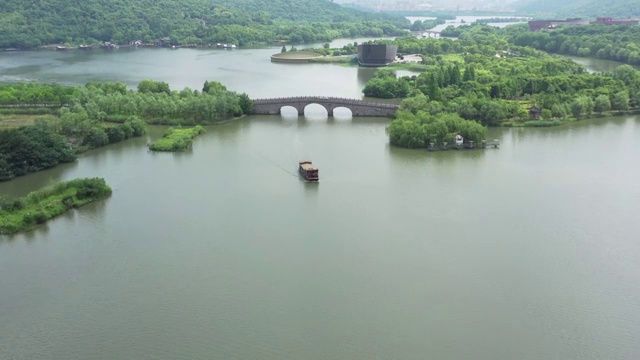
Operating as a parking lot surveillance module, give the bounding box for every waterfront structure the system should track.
[270,51,323,63]
[252,96,398,117]
[590,17,640,25]
[357,44,397,67]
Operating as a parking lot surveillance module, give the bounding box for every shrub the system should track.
[148,126,205,152]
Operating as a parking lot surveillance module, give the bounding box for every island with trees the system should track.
[361,24,640,148]
[0,177,112,234]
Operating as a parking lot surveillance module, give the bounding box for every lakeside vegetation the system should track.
[0,79,248,180]
[409,18,446,32]
[507,23,640,66]
[148,126,206,152]
[0,122,77,181]
[0,0,408,49]
[0,177,111,234]
[309,56,357,65]
[361,24,640,148]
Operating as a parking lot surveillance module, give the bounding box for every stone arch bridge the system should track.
[252,96,399,117]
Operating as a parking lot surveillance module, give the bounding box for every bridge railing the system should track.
[252,96,398,108]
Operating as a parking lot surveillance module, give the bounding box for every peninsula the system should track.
[0,178,112,234]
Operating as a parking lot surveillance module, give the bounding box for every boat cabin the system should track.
[299,161,319,181]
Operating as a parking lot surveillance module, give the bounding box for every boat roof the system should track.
[299,161,317,171]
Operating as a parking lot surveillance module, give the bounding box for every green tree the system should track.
[238,93,254,114]
[571,96,594,117]
[594,94,611,113]
[611,91,630,111]
[138,80,170,94]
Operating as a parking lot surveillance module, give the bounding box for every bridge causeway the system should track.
[252,96,399,117]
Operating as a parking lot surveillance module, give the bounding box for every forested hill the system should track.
[0,0,408,49]
[515,0,640,18]
[213,0,404,24]
[0,0,212,48]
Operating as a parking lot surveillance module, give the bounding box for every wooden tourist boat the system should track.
[299,161,319,182]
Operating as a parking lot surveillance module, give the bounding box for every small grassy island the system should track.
[0,178,112,235]
[149,125,206,151]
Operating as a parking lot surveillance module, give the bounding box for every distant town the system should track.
[528,17,639,31]
[335,0,517,12]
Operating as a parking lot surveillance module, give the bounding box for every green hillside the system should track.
[515,0,640,18]
[212,0,405,24]
[0,0,408,49]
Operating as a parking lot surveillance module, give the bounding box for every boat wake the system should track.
[254,152,299,178]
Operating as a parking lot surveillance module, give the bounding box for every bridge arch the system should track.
[303,103,330,117]
[279,105,300,117]
[330,106,353,119]
[252,96,398,118]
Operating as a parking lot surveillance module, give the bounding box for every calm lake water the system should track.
[406,15,529,32]
[562,55,640,74]
[1,42,640,360]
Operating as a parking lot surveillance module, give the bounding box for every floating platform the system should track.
[427,140,499,151]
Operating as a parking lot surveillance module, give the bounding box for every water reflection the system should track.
[0,224,50,244]
[388,143,488,165]
[78,196,109,221]
[562,55,639,73]
[357,67,377,87]
[302,181,319,201]
[502,116,633,145]
[331,108,353,120]
[0,160,79,198]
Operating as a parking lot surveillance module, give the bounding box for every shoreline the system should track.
[0,178,112,235]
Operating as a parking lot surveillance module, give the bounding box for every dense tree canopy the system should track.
[0,0,408,49]
[364,24,640,148]
[506,23,640,66]
[213,0,407,25]
[387,111,487,149]
[0,122,76,181]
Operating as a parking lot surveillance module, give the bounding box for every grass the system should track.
[309,55,357,65]
[148,125,206,151]
[441,54,465,63]
[0,178,112,235]
[0,114,43,129]
[0,108,60,129]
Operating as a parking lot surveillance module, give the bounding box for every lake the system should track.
[405,15,530,32]
[1,42,640,360]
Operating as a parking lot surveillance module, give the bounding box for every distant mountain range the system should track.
[514,0,640,18]
[337,0,640,17]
